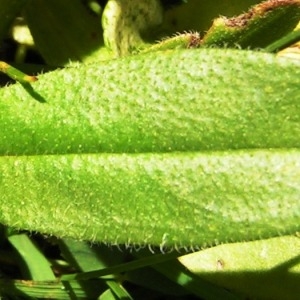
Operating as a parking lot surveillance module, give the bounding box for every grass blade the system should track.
[8,234,55,280]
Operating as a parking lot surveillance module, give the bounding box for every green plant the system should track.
[0,0,299,299]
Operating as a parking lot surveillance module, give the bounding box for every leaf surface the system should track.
[0,49,299,247]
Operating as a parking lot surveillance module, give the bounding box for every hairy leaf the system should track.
[0,49,299,248]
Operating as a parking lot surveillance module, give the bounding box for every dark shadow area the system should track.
[0,279,32,298]
[132,248,300,299]
[188,254,300,300]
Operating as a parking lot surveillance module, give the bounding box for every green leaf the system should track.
[264,29,300,52]
[0,49,299,248]
[59,238,128,297]
[201,0,300,48]
[8,234,56,280]
[179,235,300,300]
[1,150,299,247]
[162,0,262,33]
[0,278,103,299]
[0,49,299,155]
